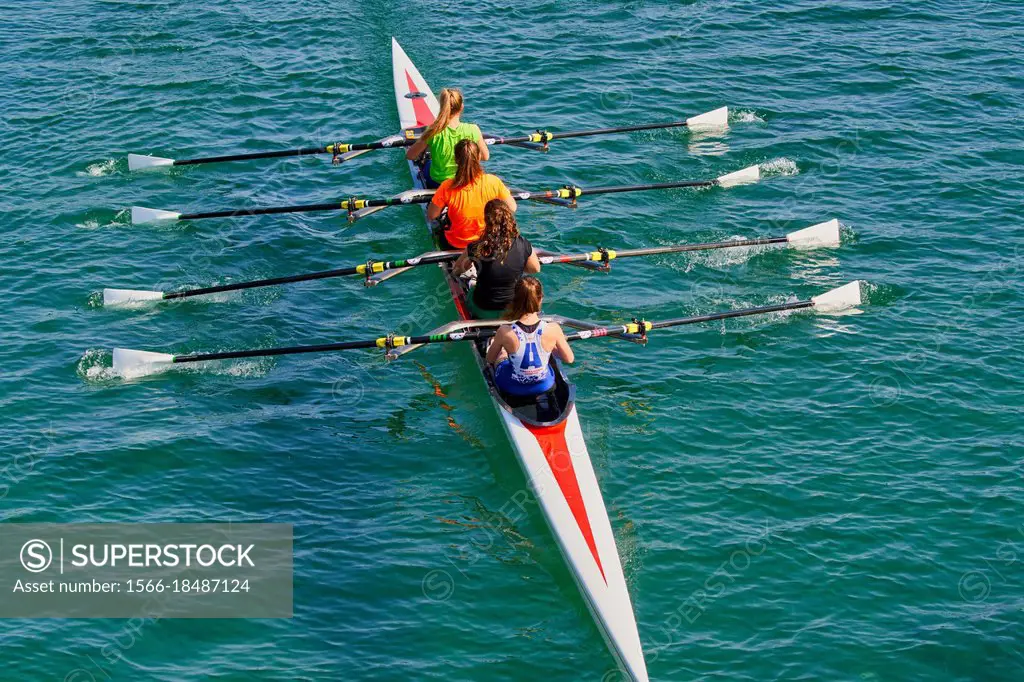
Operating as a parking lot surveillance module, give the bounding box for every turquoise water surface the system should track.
[2,1,1022,680]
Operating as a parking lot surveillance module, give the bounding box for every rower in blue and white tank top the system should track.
[486,276,575,398]
[494,320,556,396]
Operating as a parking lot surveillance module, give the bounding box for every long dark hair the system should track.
[452,138,483,189]
[475,199,519,262]
[505,276,543,321]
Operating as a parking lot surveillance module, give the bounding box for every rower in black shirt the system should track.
[454,199,541,319]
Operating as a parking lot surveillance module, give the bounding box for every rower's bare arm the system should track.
[524,250,541,273]
[551,325,575,364]
[452,252,473,275]
[426,202,443,221]
[406,137,427,160]
[504,196,518,213]
[486,327,511,364]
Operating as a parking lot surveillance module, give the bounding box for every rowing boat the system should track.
[390,38,650,681]
[108,38,864,678]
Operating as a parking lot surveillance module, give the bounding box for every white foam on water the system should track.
[77,208,130,230]
[698,295,802,335]
[838,221,858,245]
[77,349,119,382]
[699,236,776,268]
[732,110,765,124]
[760,157,800,177]
[860,280,879,303]
[78,159,118,177]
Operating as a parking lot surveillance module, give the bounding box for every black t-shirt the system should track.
[469,235,533,311]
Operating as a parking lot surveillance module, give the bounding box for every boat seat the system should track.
[502,385,561,422]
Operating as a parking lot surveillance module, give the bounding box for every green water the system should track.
[3,1,1022,680]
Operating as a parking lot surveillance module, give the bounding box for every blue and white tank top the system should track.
[509,320,552,385]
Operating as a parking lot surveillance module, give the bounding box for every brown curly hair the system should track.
[474,199,519,263]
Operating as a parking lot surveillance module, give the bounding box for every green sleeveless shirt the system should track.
[427,122,482,183]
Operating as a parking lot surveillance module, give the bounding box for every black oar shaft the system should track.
[342,139,413,152]
[177,194,434,221]
[175,339,381,363]
[164,267,360,300]
[173,328,501,364]
[169,175,722,222]
[616,237,787,258]
[153,235,785,302]
[485,120,690,146]
[147,113,709,169]
[179,202,342,221]
[555,237,789,264]
[582,179,714,197]
[175,147,329,166]
[650,300,812,330]
[547,120,689,140]
[163,252,460,300]
[169,297,819,365]
[564,299,813,342]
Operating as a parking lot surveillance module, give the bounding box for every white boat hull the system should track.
[392,37,648,681]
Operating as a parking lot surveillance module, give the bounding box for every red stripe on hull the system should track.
[405,71,436,128]
[523,419,607,584]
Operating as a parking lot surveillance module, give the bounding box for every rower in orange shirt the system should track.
[426,139,517,250]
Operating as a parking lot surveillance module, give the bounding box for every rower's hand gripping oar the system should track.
[102,220,840,306]
[110,281,863,378]
[126,107,729,172]
[129,163,762,225]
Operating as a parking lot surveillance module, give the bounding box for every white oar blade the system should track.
[112,348,175,379]
[811,281,862,313]
[131,206,181,224]
[686,106,729,130]
[716,165,760,188]
[103,288,164,306]
[786,219,841,249]
[128,154,175,171]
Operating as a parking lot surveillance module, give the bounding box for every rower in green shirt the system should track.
[406,88,490,188]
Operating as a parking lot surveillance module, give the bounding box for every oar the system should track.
[130,191,435,225]
[103,250,461,305]
[565,280,862,341]
[126,107,729,172]
[482,106,728,147]
[110,281,862,377]
[127,134,407,171]
[539,219,841,268]
[102,220,840,307]
[130,164,761,224]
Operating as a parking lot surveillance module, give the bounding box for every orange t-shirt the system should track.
[431,173,513,248]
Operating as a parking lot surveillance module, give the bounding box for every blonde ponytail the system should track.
[423,88,464,141]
